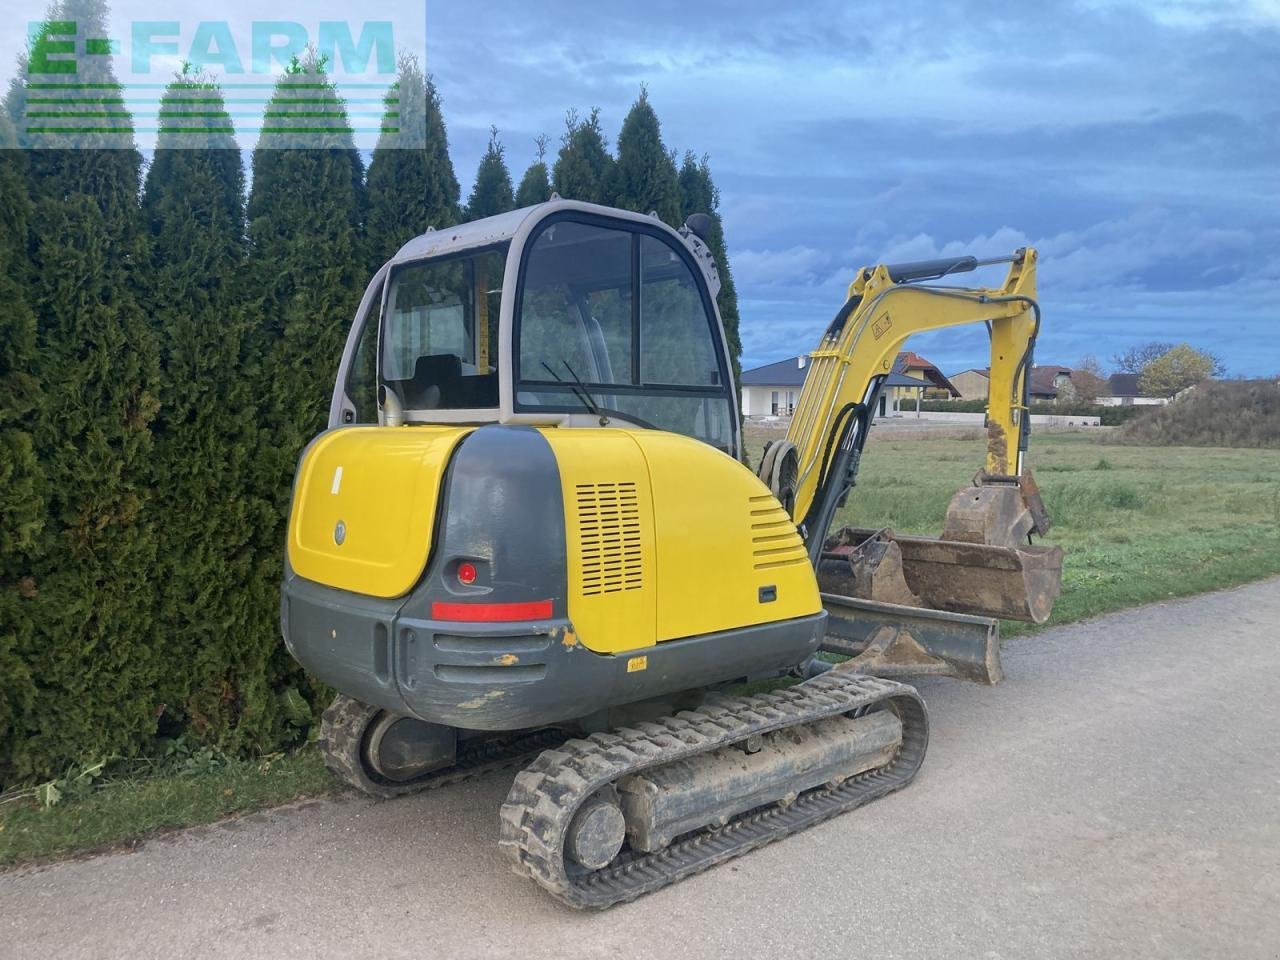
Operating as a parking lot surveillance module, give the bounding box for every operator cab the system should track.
[332,200,740,458]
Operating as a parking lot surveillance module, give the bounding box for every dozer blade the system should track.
[824,527,1063,624]
[820,592,1003,685]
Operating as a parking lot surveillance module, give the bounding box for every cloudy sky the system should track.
[5,1,1276,376]
[427,0,1278,376]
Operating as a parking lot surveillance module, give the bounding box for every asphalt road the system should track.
[5,579,1279,959]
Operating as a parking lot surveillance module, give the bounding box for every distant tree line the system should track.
[0,3,741,785]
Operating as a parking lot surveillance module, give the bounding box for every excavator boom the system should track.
[786,250,1038,526]
[758,247,1062,661]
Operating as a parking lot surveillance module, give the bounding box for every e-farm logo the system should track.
[19,16,414,149]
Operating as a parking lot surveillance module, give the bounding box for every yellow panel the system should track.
[539,429,656,654]
[632,432,822,642]
[288,426,471,598]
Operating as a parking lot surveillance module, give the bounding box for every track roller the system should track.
[319,694,563,799]
[499,671,928,909]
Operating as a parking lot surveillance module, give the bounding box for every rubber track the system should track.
[498,672,928,909]
[320,695,565,799]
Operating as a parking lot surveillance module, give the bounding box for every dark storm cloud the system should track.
[427,0,1279,375]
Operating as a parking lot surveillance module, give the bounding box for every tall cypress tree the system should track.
[609,88,682,225]
[679,152,742,383]
[552,108,613,204]
[141,72,278,750]
[8,0,164,781]
[365,57,459,268]
[0,119,43,781]
[465,126,515,220]
[246,52,366,720]
[515,134,552,207]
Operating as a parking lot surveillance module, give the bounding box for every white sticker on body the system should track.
[331,465,344,495]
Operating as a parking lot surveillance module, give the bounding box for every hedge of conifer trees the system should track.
[0,21,743,786]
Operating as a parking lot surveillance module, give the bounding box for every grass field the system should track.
[4,430,1278,868]
[802,429,1280,635]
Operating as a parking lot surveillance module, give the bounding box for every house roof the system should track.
[741,352,960,396]
[952,367,991,379]
[740,356,812,387]
[1028,365,1073,399]
[884,371,927,388]
[1104,373,1142,397]
[892,354,959,396]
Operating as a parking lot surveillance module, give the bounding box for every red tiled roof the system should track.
[893,352,959,396]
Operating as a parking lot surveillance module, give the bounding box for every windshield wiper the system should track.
[540,361,610,425]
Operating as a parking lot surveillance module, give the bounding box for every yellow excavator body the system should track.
[289,424,820,655]
[279,199,1063,909]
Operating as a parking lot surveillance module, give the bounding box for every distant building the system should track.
[1028,365,1075,402]
[950,364,1079,402]
[950,368,990,400]
[1096,373,1170,407]
[739,355,809,417]
[950,366,1172,406]
[739,351,959,418]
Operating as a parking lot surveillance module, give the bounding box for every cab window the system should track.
[515,217,735,453]
[381,246,506,410]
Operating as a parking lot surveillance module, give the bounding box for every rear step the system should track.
[499,671,927,909]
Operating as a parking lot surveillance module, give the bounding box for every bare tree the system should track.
[1113,342,1173,373]
[1073,355,1107,404]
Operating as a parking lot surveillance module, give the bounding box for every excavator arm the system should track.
[757,248,1062,681]
[786,250,1038,524]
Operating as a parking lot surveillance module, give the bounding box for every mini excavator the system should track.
[280,199,1062,908]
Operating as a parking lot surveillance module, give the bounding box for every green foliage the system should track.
[678,152,742,383]
[515,136,552,207]
[34,759,109,809]
[465,126,516,220]
[608,87,682,225]
[0,131,43,776]
[516,160,552,207]
[140,76,286,757]
[4,0,164,785]
[0,746,336,866]
[1,37,760,786]
[1114,379,1280,448]
[552,108,613,204]
[1138,342,1222,398]
[244,56,367,738]
[365,58,460,268]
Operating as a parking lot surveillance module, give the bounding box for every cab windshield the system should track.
[514,218,736,452]
[381,245,507,410]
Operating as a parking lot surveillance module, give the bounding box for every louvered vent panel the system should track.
[576,482,643,595]
[748,494,808,570]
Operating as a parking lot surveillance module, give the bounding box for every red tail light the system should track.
[456,561,478,585]
[431,599,553,622]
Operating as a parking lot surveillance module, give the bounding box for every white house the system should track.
[740,356,809,417]
[1096,373,1170,406]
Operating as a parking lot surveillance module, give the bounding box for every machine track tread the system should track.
[320,695,565,799]
[498,671,928,909]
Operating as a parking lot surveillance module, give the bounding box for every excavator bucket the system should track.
[823,528,1063,624]
[819,473,1064,625]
